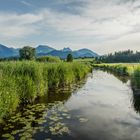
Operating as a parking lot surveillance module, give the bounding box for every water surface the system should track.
[1,70,140,140]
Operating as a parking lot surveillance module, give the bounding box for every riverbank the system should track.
[93,63,140,90]
[1,69,140,140]
[0,61,91,121]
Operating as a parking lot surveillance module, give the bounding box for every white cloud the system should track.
[37,0,140,39]
[0,12,43,38]
[91,32,140,54]
[21,1,33,7]
[0,0,140,53]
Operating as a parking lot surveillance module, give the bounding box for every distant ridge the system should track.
[45,48,99,59]
[0,44,99,58]
[36,45,55,54]
[62,47,72,52]
[0,44,19,58]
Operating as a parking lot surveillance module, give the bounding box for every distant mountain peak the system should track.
[62,47,72,52]
[0,44,19,58]
[0,44,8,49]
[77,48,99,56]
[36,45,55,54]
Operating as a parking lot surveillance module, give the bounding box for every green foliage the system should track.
[19,46,35,60]
[46,62,91,88]
[0,76,19,119]
[98,50,140,63]
[36,56,61,63]
[67,54,73,62]
[0,57,19,62]
[0,61,91,120]
[131,66,140,90]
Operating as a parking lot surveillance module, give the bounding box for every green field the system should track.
[74,58,95,62]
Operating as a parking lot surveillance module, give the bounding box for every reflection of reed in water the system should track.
[35,75,89,104]
[96,68,129,84]
[0,73,90,139]
[132,90,140,114]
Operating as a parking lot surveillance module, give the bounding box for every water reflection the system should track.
[1,70,140,140]
[66,70,140,140]
[100,68,140,115]
[110,71,129,83]
[132,90,140,114]
[102,69,140,115]
[0,76,89,140]
[96,68,130,83]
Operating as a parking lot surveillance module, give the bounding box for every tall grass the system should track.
[0,76,19,119]
[131,66,140,90]
[36,56,61,63]
[0,61,91,120]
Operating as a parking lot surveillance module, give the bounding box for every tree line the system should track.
[97,50,140,63]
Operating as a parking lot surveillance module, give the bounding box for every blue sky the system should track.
[0,0,140,54]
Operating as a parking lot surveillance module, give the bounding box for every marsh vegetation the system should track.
[0,61,91,121]
[1,70,140,140]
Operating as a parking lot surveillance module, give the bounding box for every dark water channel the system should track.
[1,70,140,140]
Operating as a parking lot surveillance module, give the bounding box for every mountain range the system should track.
[0,44,99,59]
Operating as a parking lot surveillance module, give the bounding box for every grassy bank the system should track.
[93,63,140,90]
[0,61,91,120]
[131,66,140,90]
[92,63,132,75]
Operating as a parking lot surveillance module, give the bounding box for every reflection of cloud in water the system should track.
[2,70,140,140]
[65,70,140,140]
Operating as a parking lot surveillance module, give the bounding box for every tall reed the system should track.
[131,66,140,90]
[0,61,91,120]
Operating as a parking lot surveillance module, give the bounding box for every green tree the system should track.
[19,46,35,60]
[67,54,73,62]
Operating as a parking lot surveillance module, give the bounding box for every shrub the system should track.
[19,46,35,60]
[67,54,73,62]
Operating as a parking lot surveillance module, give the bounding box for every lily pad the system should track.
[79,118,88,123]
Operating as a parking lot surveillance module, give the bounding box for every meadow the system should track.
[0,61,91,121]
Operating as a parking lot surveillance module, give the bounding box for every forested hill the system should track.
[98,50,140,63]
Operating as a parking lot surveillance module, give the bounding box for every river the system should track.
[1,70,140,140]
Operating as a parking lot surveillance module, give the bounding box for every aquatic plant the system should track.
[1,101,72,139]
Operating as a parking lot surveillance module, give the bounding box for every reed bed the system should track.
[131,66,140,90]
[0,61,91,120]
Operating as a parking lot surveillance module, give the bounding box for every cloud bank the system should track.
[0,0,140,54]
